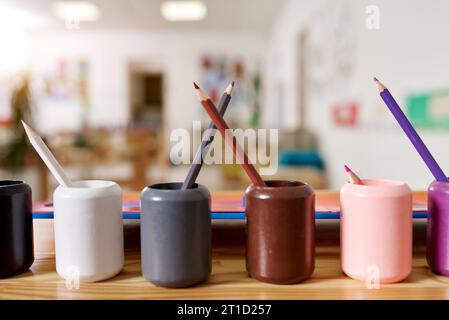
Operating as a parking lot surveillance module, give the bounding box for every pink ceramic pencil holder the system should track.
[340,179,412,283]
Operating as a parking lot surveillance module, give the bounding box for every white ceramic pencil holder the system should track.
[53,180,124,282]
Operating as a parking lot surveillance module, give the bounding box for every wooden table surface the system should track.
[1,191,448,300]
[2,244,449,300]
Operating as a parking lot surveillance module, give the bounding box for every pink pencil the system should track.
[344,165,363,185]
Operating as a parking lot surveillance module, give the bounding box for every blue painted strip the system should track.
[122,213,141,219]
[315,212,341,219]
[412,211,428,219]
[33,211,429,220]
[33,212,54,219]
[211,212,246,220]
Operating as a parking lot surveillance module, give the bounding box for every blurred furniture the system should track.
[216,131,327,190]
[39,128,164,199]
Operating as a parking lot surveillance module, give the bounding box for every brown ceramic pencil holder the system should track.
[245,180,315,284]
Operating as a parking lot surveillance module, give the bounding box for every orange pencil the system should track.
[193,82,266,187]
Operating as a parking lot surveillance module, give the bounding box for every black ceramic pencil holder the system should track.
[0,180,34,278]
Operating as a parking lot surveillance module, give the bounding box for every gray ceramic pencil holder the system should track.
[140,182,211,288]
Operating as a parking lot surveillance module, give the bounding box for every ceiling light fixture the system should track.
[161,1,207,22]
[52,1,100,22]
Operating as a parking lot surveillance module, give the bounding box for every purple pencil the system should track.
[374,77,448,182]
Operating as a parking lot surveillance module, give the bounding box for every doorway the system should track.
[129,70,163,130]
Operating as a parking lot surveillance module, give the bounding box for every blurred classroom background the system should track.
[1,0,449,200]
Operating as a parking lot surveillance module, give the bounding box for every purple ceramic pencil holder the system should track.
[427,180,449,276]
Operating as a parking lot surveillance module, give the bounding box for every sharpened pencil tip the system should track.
[193,83,207,101]
[344,165,351,172]
[21,120,35,138]
[225,81,234,95]
[374,77,386,92]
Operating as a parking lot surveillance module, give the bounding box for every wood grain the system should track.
[1,245,449,300]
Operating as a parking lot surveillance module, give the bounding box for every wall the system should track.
[266,0,449,189]
[29,30,266,134]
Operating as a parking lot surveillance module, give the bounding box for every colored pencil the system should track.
[344,164,363,184]
[182,82,234,190]
[193,82,266,187]
[374,77,448,182]
[22,121,74,187]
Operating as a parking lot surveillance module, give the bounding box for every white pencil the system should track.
[22,121,73,187]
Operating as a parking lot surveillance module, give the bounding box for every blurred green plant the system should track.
[249,70,261,127]
[0,76,33,171]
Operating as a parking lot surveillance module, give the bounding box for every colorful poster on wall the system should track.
[33,59,89,133]
[200,54,261,127]
[331,101,359,127]
[407,89,449,129]
[35,59,88,106]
